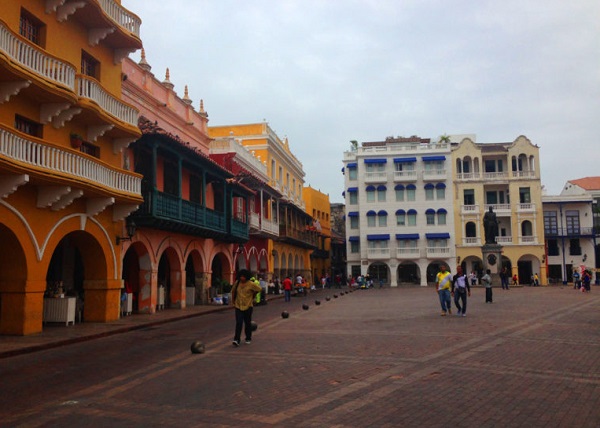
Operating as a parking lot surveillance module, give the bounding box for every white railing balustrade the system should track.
[396,248,421,258]
[364,171,388,182]
[249,212,260,229]
[0,21,75,90]
[483,172,509,180]
[495,236,513,244]
[461,204,479,213]
[261,218,279,236]
[98,0,141,37]
[456,172,480,180]
[463,238,480,246]
[0,128,141,196]
[393,170,418,181]
[77,76,138,127]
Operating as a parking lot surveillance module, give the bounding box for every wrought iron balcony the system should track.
[134,189,248,241]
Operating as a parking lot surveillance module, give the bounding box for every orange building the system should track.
[303,186,332,283]
[0,1,143,334]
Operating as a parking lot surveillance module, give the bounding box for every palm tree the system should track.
[438,134,451,144]
[349,140,358,151]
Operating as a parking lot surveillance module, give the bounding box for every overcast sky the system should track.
[124,0,600,203]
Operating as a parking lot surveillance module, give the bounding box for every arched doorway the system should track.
[397,262,420,285]
[45,231,108,323]
[0,224,27,334]
[368,262,389,286]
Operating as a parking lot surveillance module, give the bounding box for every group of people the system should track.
[435,264,495,316]
[573,269,592,292]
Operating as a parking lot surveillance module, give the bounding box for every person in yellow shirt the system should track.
[231,269,262,346]
[435,264,453,316]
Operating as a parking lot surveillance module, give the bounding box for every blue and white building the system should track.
[343,136,456,286]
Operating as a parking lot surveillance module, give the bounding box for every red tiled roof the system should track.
[138,116,232,177]
[569,177,600,190]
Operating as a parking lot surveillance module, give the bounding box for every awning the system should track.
[342,191,345,197]
[366,210,377,216]
[424,183,435,189]
[377,185,387,191]
[347,162,357,168]
[406,184,416,190]
[395,209,406,215]
[436,183,446,188]
[347,187,358,192]
[426,233,451,239]
[367,234,390,241]
[396,233,420,240]
[422,155,446,161]
[377,210,388,216]
[366,185,376,191]
[347,211,359,217]
[341,167,345,173]
[394,184,405,190]
[393,157,417,163]
[364,158,387,164]
[407,209,417,214]
[425,208,436,214]
[437,208,447,214]
[348,236,360,242]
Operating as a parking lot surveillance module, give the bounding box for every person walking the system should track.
[582,270,591,292]
[482,269,493,303]
[231,269,262,347]
[453,266,471,316]
[282,275,293,302]
[500,267,509,290]
[436,264,453,316]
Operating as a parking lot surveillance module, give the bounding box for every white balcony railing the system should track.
[209,138,268,180]
[426,247,451,257]
[261,218,279,236]
[519,236,537,244]
[367,248,390,259]
[0,21,76,90]
[396,248,421,258]
[422,169,447,179]
[0,127,141,196]
[484,204,511,213]
[461,204,479,214]
[77,75,138,127]
[518,203,535,212]
[249,212,260,229]
[98,0,141,37]
[456,172,481,180]
[495,236,513,244]
[512,170,536,179]
[393,170,418,182]
[483,172,509,180]
[364,171,388,183]
[462,237,481,246]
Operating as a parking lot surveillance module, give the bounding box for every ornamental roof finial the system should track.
[162,68,174,90]
[182,85,192,105]
[139,48,151,71]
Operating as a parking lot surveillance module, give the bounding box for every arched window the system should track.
[367,210,376,227]
[465,222,477,238]
[407,209,417,226]
[396,209,406,226]
[426,208,436,225]
[521,220,533,236]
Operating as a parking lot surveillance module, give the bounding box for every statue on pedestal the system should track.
[483,207,499,245]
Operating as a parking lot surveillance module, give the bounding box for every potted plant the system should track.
[70,133,83,149]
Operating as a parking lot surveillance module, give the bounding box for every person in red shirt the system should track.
[282,276,293,302]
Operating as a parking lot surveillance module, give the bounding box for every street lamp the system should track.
[116,220,136,245]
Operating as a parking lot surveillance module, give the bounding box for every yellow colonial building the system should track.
[0,1,143,334]
[452,136,547,285]
[303,185,332,283]
[208,122,318,283]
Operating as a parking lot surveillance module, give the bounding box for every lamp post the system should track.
[116,221,136,245]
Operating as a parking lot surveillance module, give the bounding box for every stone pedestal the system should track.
[482,244,503,285]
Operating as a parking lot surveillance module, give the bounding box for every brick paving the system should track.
[1,285,599,427]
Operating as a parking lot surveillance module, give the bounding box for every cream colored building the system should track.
[452,136,546,285]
